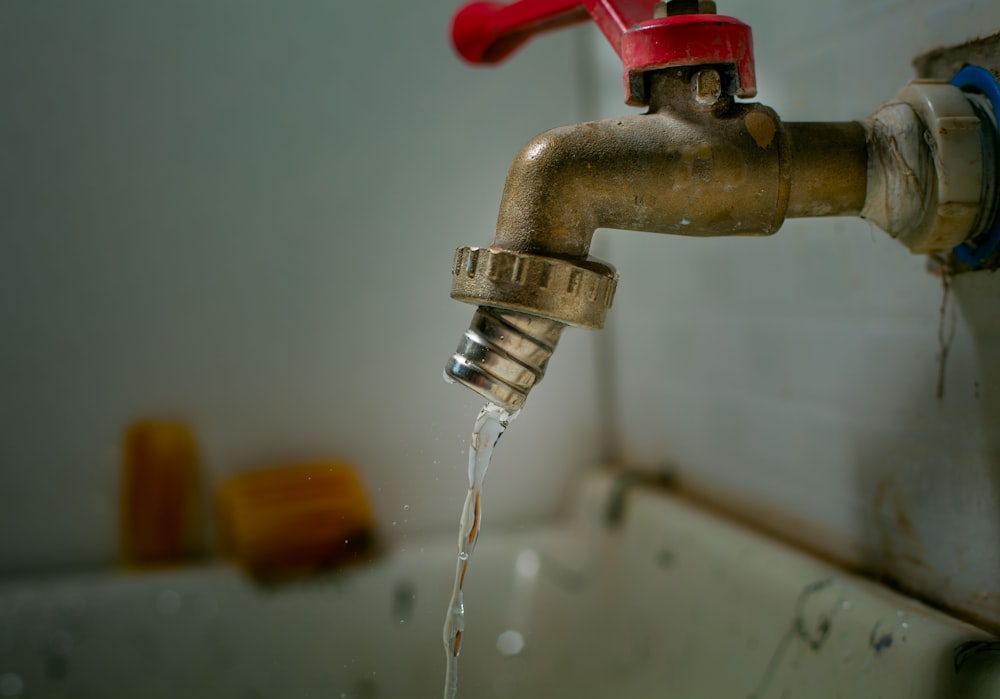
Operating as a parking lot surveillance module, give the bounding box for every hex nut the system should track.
[863,81,985,254]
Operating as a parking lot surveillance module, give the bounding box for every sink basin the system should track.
[0,473,995,698]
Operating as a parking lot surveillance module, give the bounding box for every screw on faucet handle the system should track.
[450,0,755,106]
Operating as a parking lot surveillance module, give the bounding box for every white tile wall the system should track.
[593,1,1000,629]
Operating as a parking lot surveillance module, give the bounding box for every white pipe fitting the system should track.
[862,80,990,255]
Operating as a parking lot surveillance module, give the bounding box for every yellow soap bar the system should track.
[119,420,202,567]
[215,462,375,580]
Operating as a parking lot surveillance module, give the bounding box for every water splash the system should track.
[442,402,515,699]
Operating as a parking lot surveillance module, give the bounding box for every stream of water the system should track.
[441,402,515,699]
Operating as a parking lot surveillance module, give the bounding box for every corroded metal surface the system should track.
[446,67,872,409]
[862,81,990,254]
[450,247,617,329]
[490,69,793,258]
[786,121,868,217]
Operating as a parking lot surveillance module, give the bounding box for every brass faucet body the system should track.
[446,68,993,412]
[489,70,866,260]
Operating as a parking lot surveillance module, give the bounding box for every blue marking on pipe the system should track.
[950,65,1000,268]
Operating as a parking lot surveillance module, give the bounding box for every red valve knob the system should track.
[450,0,756,106]
[451,1,591,65]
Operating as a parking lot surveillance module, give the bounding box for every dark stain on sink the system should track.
[869,621,894,656]
[954,640,1000,673]
[655,549,675,569]
[747,578,841,698]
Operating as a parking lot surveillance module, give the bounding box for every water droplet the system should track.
[155,589,181,615]
[515,549,541,578]
[458,552,469,561]
[679,216,691,225]
[0,672,24,698]
[496,630,525,656]
[403,505,410,511]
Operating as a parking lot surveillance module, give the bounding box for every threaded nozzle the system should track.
[444,306,565,413]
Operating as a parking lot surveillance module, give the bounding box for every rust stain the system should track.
[655,468,1000,634]
[467,491,480,546]
[893,497,915,536]
[873,479,890,512]
[936,268,956,400]
[745,111,776,149]
[872,478,929,585]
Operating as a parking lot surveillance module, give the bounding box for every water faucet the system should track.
[444,0,1000,413]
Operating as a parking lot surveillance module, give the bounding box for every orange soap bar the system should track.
[215,462,375,579]
[120,420,202,567]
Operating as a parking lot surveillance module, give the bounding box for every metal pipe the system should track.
[786,122,868,218]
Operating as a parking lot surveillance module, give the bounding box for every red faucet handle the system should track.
[451,0,591,64]
[620,12,756,105]
[450,0,756,106]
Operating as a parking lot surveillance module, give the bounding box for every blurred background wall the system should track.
[0,0,603,574]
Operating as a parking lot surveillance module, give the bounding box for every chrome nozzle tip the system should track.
[445,353,526,413]
[444,307,565,414]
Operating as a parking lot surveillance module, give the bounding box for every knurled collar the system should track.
[450,247,618,329]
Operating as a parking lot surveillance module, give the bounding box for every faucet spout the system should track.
[492,77,793,258]
[491,69,869,259]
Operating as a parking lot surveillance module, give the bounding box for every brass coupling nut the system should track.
[450,247,619,329]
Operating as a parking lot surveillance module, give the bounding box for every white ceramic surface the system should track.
[0,475,994,698]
